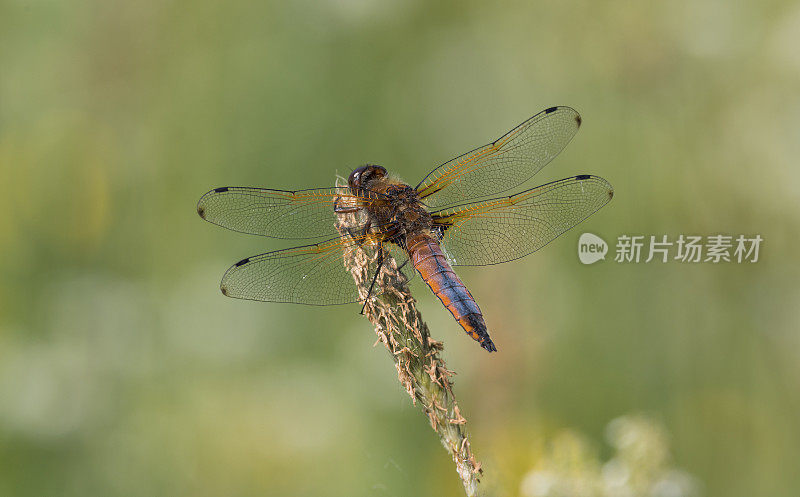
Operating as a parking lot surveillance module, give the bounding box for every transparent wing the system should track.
[416,106,582,209]
[197,186,371,239]
[219,234,411,305]
[431,175,613,266]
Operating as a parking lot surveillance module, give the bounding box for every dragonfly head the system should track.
[348,164,387,195]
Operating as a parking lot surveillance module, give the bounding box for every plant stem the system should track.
[335,208,483,497]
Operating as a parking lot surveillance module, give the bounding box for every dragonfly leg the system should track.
[360,244,384,315]
[395,258,414,280]
[346,219,372,245]
[334,197,362,214]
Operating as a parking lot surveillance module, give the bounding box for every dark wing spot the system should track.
[235,258,250,267]
[431,218,453,236]
[545,106,558,114]
[197,206,206,218]
[214,187,229,193]
[220,285,229,296]
[575,114,582,127]
[608,189,614,200]
[575,174,591,180]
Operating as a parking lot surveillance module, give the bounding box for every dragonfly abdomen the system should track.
[406,234,497,352]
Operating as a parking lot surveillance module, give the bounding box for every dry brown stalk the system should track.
[334,199,483,497]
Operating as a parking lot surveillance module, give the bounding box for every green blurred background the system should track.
[2,0,799,495]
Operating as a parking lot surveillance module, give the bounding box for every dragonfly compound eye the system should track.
[348,165,386,190]
[348,166,368,188]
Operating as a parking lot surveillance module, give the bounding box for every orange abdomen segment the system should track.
[406,235,497,352]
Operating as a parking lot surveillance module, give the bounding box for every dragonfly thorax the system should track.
[378,183,433,247]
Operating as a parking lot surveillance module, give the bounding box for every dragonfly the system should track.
[197,106,613,352]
